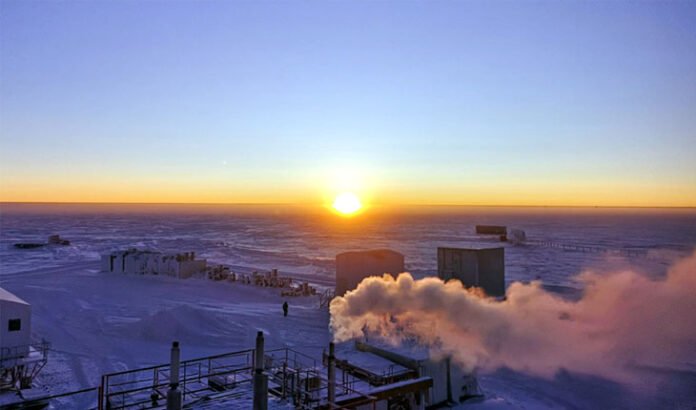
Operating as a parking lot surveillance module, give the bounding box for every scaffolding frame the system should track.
[1,344,431,409]
[0,340,50,391]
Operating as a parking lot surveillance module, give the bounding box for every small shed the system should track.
[0,288,31,357]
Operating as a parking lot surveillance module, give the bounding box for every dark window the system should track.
[8,319,21,332]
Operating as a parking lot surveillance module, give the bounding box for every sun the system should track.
[332,192,362,216]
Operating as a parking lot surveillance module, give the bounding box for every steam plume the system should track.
[329,252,696,382]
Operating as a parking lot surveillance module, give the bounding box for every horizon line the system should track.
[1,201,695,210]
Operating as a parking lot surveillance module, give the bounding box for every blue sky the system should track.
[1,1,695,206]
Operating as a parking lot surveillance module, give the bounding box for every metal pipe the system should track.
[170,341,180,388]
[167,341,182,410]
[328,342,336,406]
[98,375,105,410]
[255,331,264,372]
[282,362,287,399]
[253,331,268,410]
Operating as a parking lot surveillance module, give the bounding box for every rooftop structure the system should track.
[475,225,507,235]
[352,341,481,406]
[438,246,506,297]
[3,337,440,409]
[335,249,405,296]
[0,324,479,408]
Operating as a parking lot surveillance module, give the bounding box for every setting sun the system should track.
[332,192,362,216]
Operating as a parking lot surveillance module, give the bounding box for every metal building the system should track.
[437,247,505,297]
[475,225,507,235]
[335,249,405,296]
[101,249,207,279]
[0,288,31,358]
[0,288,48,391]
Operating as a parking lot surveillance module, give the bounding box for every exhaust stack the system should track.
[328,342,336,406]
[253,331,268,410]
[166,341,182,410]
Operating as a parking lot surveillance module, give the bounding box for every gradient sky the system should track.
[1,1,695,207]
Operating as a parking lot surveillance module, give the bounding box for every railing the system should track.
[1,345,414,409]
[321,350,415,388]
[525,240,649,257]
[266,347,317,371]
[99,348,254,410]
[318,289,335,308]
[0,340,50,370]
[0,340,50,392]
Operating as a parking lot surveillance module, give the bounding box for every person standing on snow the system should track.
[283,301,289,317]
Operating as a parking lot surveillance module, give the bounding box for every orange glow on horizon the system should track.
[332,192,363,216]
[0,174,695,208]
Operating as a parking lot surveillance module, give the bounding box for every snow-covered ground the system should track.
[0,261,329,405]
[0,205,695,408]
[3,259,694,409]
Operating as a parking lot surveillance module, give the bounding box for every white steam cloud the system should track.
[329,252,696,383]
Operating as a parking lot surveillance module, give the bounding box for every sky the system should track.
[1,1,695,207]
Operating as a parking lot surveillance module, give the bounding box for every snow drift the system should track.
[330,252,696,383]
[123,304,245,345]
